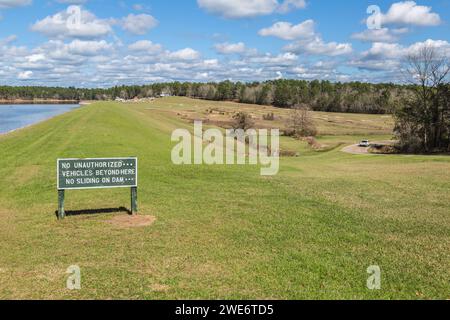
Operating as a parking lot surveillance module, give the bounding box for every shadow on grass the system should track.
[55,207,132,217]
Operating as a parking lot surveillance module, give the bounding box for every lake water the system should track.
[0,104,80,135]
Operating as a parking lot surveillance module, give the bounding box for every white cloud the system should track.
[364,39,450,61]
[259,20,315,40]
[0,39,28,60]
[198,0,277,18]
[0,35,17,46]
[214,42,257,56]
[380,1,441,27]
[351,28,401,43]
[349,59,401,72]
[31,7,112,39]
[350,39,450,71]
[119,14,158,35]
[168,48,201,60]
[362,42,405,60]
[276,0,306,13]
[0,0,31,9]
[215,42,245,54]
[197,0,306,18]
[407,39,450,56]
[39,40,88,64]
[284,36,353,56]
[18,70,33,80]
[261,19,352,57]
[26,53,46,62]
[67,39,113,56]
[2,32,357,86]
[248,52,298,66]
[128,40,162,54]
[12,50,53,71]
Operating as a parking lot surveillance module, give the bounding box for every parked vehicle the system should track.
[359,140,370,147]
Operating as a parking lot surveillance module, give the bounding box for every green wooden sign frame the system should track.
[56,157,138,220]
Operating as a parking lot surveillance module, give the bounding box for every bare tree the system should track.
[232,112,255,131]
[396,45,450,152]
[288,104,317,138]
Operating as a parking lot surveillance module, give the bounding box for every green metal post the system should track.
[131,187,138,214]
[58,190,65,220]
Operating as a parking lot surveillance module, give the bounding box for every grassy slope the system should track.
[0,98,448,299]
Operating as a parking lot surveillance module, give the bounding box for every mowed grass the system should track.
[0,97,449,300]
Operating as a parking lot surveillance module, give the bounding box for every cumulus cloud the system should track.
[197,0,306,18]
[277,0,306,13]
[379,1,441,27]
[214,42,257,56]
[128,40,162,54]
[259,20,315,40]
[284,37,352,56]
[32,6,159,40]
[0,36,28,59]
[215,42,247,54]
[31,6,112,39]
[350,39,450,71]
[260,19,352,57]
[66,39,113,56]
[351,28,406,43]
[119,14,158,35]
[362,42,405,60]
[368,39,450,61]
[407,39,450,56]
[14,53,51,71]
[168,48,201,60]
[18,70,33,80]
[247,52,298,66]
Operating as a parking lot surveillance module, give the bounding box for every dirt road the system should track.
[341,144,370,155]
[342,140,396,155]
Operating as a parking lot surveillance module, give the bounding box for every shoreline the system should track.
[0,99,80,105]
[0,104,83,138]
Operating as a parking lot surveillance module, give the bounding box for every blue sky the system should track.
[0,0,449,87]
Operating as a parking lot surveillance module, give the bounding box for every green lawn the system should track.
[0,98,449,299]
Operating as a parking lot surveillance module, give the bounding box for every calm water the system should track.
[0,104,79,135]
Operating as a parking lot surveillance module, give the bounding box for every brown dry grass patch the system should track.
[106,215,156,228]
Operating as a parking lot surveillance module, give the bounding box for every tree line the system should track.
[164,80,409,114]
[0,80,412,114]
[0,86,107,101]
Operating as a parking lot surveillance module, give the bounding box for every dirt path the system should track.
[342,140,396,155]
[341,144,370,155]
